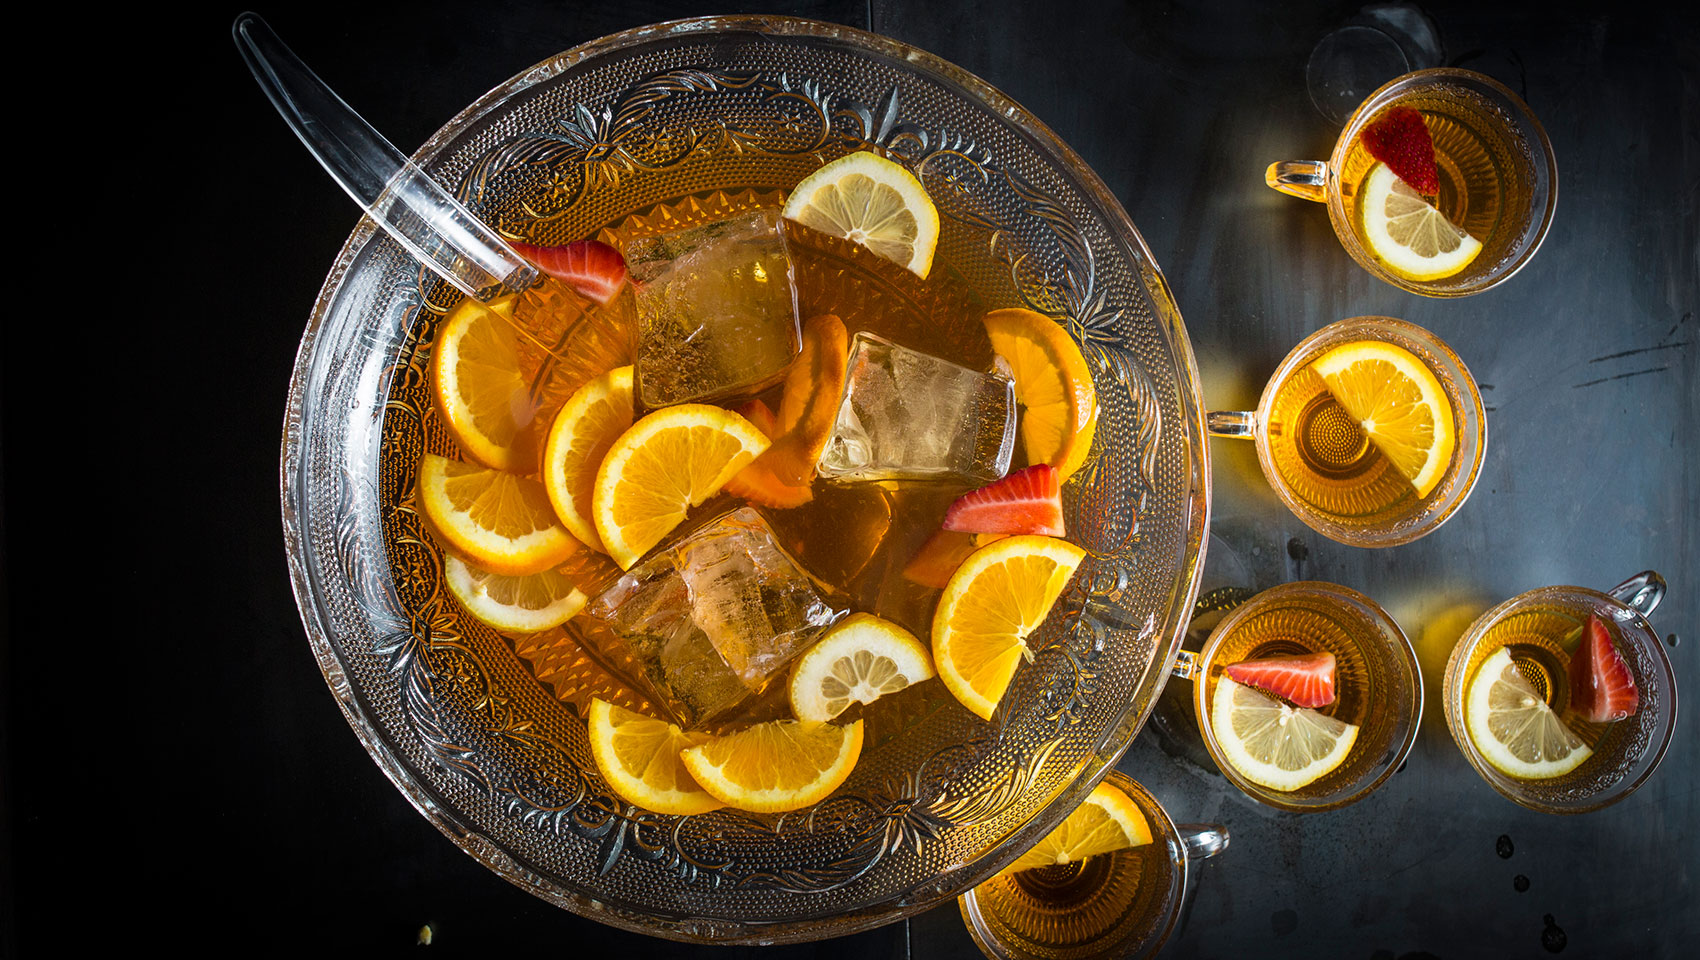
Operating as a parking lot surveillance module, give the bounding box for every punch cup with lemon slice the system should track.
[1443,573,1679,815]
[1172,582,1423,812]
[960,773,1228,960]
[1266,68,1557,297]
[1208,316,1485,547]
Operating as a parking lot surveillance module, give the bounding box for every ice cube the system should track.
[816,332,1016,484]
[625,209,802,407]
[580,507,845,726]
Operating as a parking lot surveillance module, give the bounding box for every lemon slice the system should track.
[1006,780,1154,873]
[1310,340,1455,499]
[932,535,1088,721]
[417,454,579,576]
[1465,647,1591,780]
[1359,162,1482,281]
[591,405,770,570]
[432,296,533,471]
[1211,676,1359,791]
[984,308,1098,480]
[587,699,722,816]
[679,719,864,813]
[783,151,940,278]
[788,614,935,722]
[543,365,634,554]
[442,552,609,634]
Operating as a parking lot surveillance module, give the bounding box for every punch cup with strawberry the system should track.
[1266,68,1557,297]
[1443,573,1677,815]
[1172,582,1423,812]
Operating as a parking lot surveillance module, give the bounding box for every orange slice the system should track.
[417,454,579,575]
[591,405,769,569]
[587,699,722,816]
[984,308,1097,480]
[441,551,611,635]
[932,535,1087,720]
[431,296,531,471]
[542,365,635,553]
[1005,780,1153,873]
[722,399,815,509]
[1310,340,1455,499]
[679,719,864,813]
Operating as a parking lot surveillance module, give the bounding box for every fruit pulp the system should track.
[1264,339,1460,533]
[1340,89,1533,287]
[1462,606,1621,762]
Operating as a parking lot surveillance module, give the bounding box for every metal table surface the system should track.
[13,0,1690,956]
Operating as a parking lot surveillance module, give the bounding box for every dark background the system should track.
[5,1,1694,956]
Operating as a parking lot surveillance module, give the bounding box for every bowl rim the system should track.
[279,14,1211,942]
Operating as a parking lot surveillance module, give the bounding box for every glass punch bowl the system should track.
[281,15,1207,944]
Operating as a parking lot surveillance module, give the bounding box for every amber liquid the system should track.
[971,845,1174,959]
[437,190,1006,732]
[1339,87,1536,287]
[1264,361,1421,531]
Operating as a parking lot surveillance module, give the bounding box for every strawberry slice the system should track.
[1569,615,1639,722]
[1359,106,1440,195]
[510,239,628,304]
[941,465,1065,537]
[1222,652,1336,708]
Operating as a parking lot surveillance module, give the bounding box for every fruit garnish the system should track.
[942,464,1066,537]
[1310,339,1455,499]
[783,151,940,278]
[542,365,634,554]
[431,295,536,472]
[721,399,814,509]
[417,454,580,576]
[587,699,722,816]
[591,404,770,569]
[1005,780,1153,873]
[1569,615,1640,722]
[679,719,864,813]
[1359,106,1439,194]
[1465,647,1591,779]
[510,239,629,304]
[788,613,935,722]
[770,314,849,483]
[1211,676,1359,791]
[1359,163,1482,282]
[1222,651,1337,708]
[442,550,616,635]
[983,308,1098,479]
[903,529,979,589]
[932,535,1087,720]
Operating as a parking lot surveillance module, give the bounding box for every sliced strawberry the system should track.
[941,465,1065,537]
[1569,615,1639,722]
[1223,652,1336,708]
[1359,106,1439,195]
[902,529,978,589]
[510,239,628,304]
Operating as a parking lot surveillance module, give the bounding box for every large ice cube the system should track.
[817,332,1016,484]
[580,507,844,726]
[625,209,801,407]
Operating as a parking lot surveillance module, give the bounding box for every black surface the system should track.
[7,1,1695,956]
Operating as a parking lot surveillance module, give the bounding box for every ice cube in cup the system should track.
[817,332,1016,484]
[625,208,802,407]
[581,507,845,726]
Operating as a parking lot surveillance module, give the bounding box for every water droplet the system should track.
[1668,632,1681,648]
[1513,875,1530,892]
[1542,915,1567,953]
[1495,835,1514,858]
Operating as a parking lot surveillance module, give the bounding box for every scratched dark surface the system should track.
[11,1,1691,957]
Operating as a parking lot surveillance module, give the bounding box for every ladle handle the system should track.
[233,12,535,301]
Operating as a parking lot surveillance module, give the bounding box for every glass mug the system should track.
[1443,571,1678,815]
[1172,581,1422,812]
[959,772,1228,960]
[1208,316,1486,547]
[1267,68,1558,297]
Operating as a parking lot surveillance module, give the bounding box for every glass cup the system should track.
[1207,316,1486,547]
[958,772,1228,960]
[1172,581,1422,812]
[1266,68,1557,297]
[1442,571,1678,815]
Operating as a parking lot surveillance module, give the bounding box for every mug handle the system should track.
[1608,570,1666,618]
[1206,411,1257,439]
[1265,160,1330,202]
[1174,823,1230,861]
